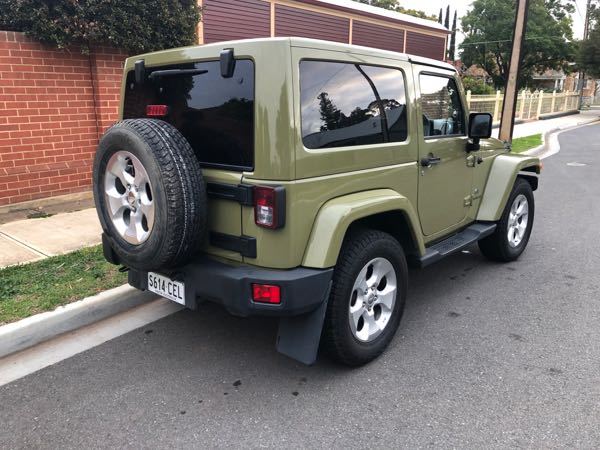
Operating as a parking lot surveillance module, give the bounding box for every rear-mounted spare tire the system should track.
[93,119,207,271]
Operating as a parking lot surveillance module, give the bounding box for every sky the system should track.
[398,0,587,46]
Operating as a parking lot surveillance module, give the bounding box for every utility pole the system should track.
[498,0,530,143]
[578,0,592,109]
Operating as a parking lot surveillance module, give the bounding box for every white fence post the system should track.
[536,91,544,118]
[563,91,569,111]
[466,90,472,110]
[519,90,526,119]
[526,90,533,118]
[551,90,557,113]
[493,90,501,122]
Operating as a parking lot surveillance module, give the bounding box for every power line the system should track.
[460,36,546,46]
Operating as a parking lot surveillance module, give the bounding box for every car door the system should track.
[414,67,473,237]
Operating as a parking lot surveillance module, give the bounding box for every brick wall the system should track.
[0,31,127,206]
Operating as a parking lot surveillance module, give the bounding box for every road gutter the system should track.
[0,284,160,359]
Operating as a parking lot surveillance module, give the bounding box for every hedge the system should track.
[0,0,201,52]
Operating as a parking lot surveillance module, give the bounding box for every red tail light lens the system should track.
[146,104,169,117]
[252,283,281,304]
[254,186,285,229]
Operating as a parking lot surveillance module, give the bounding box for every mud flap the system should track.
[276,283,331,365]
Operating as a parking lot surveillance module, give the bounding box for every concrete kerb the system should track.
[0,284,157,359]
[522,117,600,159]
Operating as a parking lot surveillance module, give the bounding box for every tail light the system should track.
[252,283,281,304]
[146,104,169,117]
[254,186,285,229]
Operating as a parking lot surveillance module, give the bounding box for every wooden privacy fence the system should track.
[466,90,581,122]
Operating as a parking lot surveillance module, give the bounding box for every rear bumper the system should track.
[127,256,333,318]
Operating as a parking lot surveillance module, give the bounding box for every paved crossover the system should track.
[1,124,599,448]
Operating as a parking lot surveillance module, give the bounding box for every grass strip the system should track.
[0,245,126,325]
[511,134,543,153]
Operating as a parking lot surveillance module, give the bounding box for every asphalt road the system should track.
[2,124,600,449]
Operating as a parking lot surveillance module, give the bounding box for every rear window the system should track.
[300,60,407,149]
[123,59,255,170]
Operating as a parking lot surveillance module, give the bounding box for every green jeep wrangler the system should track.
[93,38,541,367]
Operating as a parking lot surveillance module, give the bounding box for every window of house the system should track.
[419,74,465,138]
[300,60,407,149]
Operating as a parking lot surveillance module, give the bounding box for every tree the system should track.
[449,10,457,61]
[444,5,450,30]
[353,0,437,21]
[318,93,342,131]
[438,8,443,24]
[0,0,201,53]
[577,7,600,77]
[460,0,576,89]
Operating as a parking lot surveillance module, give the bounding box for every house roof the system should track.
[299,0,450,33]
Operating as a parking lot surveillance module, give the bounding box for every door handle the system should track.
[420,155,441,167]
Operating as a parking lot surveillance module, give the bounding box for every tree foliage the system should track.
[577,6,600,77]
[0,0,201,52]
[460,0,576,89]
[353,0,437,21]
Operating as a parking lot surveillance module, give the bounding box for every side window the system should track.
[300,61,407,149]
[419,74,465,138]
[361,65,408,143]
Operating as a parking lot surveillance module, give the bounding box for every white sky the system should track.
[398,0,587,46]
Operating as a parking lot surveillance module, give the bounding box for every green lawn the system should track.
[0,246,127,325]
[511,134,543,153]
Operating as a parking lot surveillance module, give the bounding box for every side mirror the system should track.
[467,112,493,151]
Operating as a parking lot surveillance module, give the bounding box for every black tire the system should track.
[478,177,534,262]
[93,119,207,271]
[322,229,408,367]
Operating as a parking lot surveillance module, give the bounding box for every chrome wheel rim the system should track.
[348,257,397,343]
[104,151,155,245]
[507,194,529,248]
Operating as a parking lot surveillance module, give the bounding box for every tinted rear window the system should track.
[123,59,255,170]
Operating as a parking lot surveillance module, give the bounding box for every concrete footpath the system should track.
[496,109,600,139]
[0,208,102,268]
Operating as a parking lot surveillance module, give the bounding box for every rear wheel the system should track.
[478,177,534,262]
[93,119,207,271]
[322,229,407,367]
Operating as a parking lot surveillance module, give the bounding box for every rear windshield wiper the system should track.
[148,69,208,80]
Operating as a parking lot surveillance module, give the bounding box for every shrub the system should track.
[0,0,201,53]
[461,76,495,95]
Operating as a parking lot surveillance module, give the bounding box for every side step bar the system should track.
[418,223,497,268]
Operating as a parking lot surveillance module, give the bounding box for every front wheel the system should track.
[321,229,408,367]
[478,177,535,262]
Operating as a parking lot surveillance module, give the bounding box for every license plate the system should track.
[147,272,185,305]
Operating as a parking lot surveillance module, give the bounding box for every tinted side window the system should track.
[123,60,254,169]
[420,74,465,138]
[361,65,408,143]
[300,61,407,149]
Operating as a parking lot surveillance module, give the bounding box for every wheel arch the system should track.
[301,189,425,269]
[477,154,541,222]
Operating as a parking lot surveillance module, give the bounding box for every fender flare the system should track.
[477,154,541,222]
[302,189,424,268]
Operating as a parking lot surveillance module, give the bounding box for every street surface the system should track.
[1,124,599,448]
